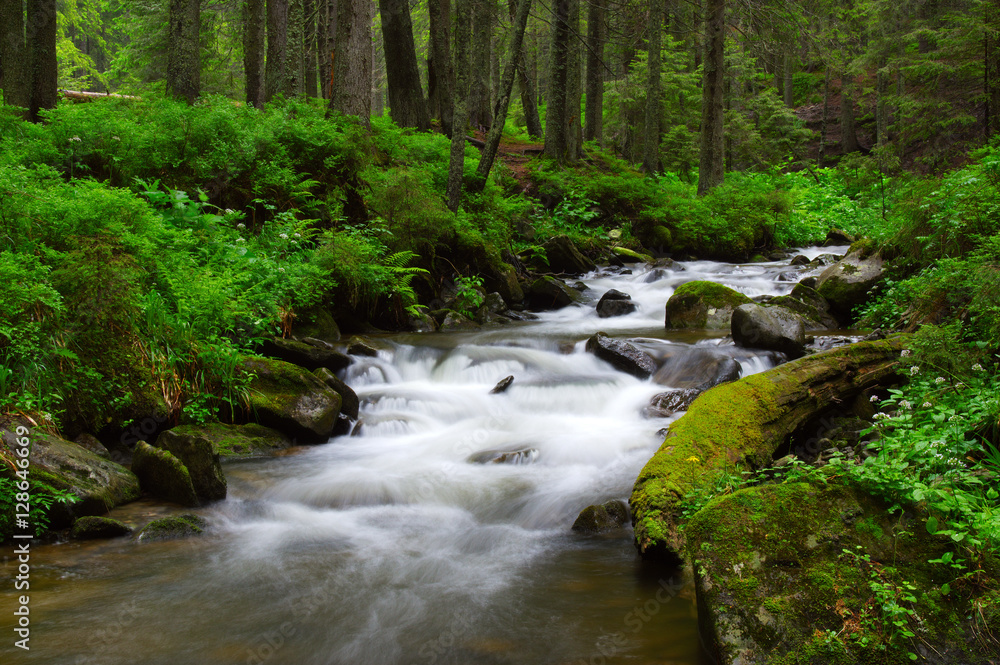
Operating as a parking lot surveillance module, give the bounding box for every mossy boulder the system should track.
[294,307,341,344]
[585,332,657,379]
[526,276,583,311]
[687,481,999,665]
[540,234,597,275]
[572,500,630,533]
[611,246,654,264]
[731,304,806,359]
[630,337,908,561]
[136,513,207,542]
[153,429,227,502]
[770,284,838,330]
[816,250,886,323]
[131,441,199,507]
[157,422,293,458]
[440,311,481,331]
[71,515,132,540]
[240,357,343,442]
[0,426,140,525]
[260,336,352,373]
[665,281,753,329]
[313,368,360,420]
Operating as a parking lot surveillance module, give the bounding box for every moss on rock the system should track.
[240,357,343,442]
[71,515,132,540]
[131,441,199,507]
[157,422,293,458]
[665,281,753,330]
[136,513,207,542]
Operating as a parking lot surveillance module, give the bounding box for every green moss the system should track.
[136,513,207,542]
[166,422,291,458]
[665,281,753,329]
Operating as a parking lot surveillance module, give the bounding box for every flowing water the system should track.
[1,248,846,665]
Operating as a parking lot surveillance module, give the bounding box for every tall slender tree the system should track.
[584,0,604,143]
[447,0,473,211]
[285,0,305,95]
[1,0,31,113]
[165,0,200,103]
[543,0,570,162]
[468,0,493,130]
[244,0,266,106]
[565,0,583,160]
[697,0,724,194]
[328,0,373,125]
[304,0,318,96]
[428,0,454,134]
[265,0,289,100]
[642,0,663,172]
[379,0,430,129]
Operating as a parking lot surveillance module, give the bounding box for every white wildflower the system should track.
[901,349,912,357]
[70,136,82,142]
[237,222,246,229]
[899,400,912,410]
[948,415,962,422]
[910,365,920,376]
[279,233,289,240]
[236,238,245,243]
[870,395,880,403]
[293,232,301,238]
[111,136,120,141]
[935,376,946,384]
[922,402,932,408]
[973,363,984,372]
[225,208,236,215]
[278,267,285,273]
[873,412,891,421]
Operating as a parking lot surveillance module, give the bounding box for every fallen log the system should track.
[59,89,140,103]
[629,336,908,562]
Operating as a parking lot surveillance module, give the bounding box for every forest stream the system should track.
[0,247,849,665]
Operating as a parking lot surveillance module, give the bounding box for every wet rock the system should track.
[74,432,110,459]
[643,269,667,283]
[262,336,352,373]
[490,376,514,394]
[154,430,227,502]
[808,253,840,267]
[1,426,140,524]
[665,281,752,329]
[71,516,132,540]
[611,247,653,264]
[643,389,702,418]
[789,254,810,266]
[596,289,637,318]
[816,250,886,322]
[585,332,657,379]
[798,276,818,289]
[652,258,681,270]
[540,234,597,275]
[131,441,199,507]
[347,338,378,357]
[570,281,589,292]
[408,310,438,332]
[294,307,341,344]
[526,276,582,311]
[480,292,508,315]
[572,500,629,533]
[441,311,481,331]
[137,514,207,542]
[652,348,742,391]
[238,357,342,442]
[824,228,855,245]
[314,367,360,420]
[467,448,539,464]
[163,422,293,459]
[769,284,838,330]
[775,271,799,282]
[732,304,806,358]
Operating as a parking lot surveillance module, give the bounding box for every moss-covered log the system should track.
[630,336,908,561]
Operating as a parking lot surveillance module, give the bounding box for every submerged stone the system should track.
[136,513,207,542]
[572,500,629,533]
[467,448,539,465]
[71,516,132,540]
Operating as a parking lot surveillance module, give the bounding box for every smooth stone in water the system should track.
[596,289,637,318]
[154,429,227,503]
[652,348,742,391]
[643,389,703,418]
[585,332,656,379]
[731,303,806,359]
[314,367,361,420]
[131,441,199,507]
[490,376,514,394]
[572,500,629,533]
[467,448,539,465]
[526,276,583,311]
[71,516,132,540]
[665,281,752,329]
[136,514,207,542]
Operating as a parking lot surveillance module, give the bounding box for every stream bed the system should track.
[0,247,847,665]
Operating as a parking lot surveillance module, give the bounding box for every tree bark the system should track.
[428,0,454,135]
[327,0,372,126]
[783,49,794,107]
[304,0,318,96]
[696,0,724,195]
[165,0,200,104]
[818,67,830,165]
[642,0,662,173]
[543,0,570,162]
[379,0,430,129]
[244,0,266,106]
[584,0,604,144]
[285,0,304,96]
[468,0,493,130]
[475,0,532,184]
[631,336,908,561]
[266,0,289,101]
[0,0,30,114]
[840,75,859,154]
[447,0,473,211]
[565,0,583,160]
[876,57,888,147]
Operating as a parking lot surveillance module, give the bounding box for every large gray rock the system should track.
[572,500,629,533]
[154,430,227,502]
[314,368,360,420]
[815,250,885,322]
[1,426,140,523]
[585,332,656,379]
[526,276,583,311]
[540,234,597,275]
[596,289,637,318]
[652,348,742,391]
[131,441,199,507]
[155,422,292,458]
[643,389,702,418]
[665,281,753,329]
[71,516,132,540]
[769,283,839,330]
[240,357,342,442]
[261,336,352,373]
[732,304,806,358]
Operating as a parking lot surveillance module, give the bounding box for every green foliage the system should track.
[452,275,485,318]
[839,547,920,660]
[0,474,78,539]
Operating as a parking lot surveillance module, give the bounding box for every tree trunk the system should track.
[841,75,859,154]
[696,0,724,196]
[468,0,493,130]
[165,0,200,104]
[543,0,570,162]
[327,0,372,126]
[379,0,430,130]
[266,0,289,101]
[584,0,604,144]
[244,0,267,106]
[428,0,454,135]
[447,0,473,211]
[642,0,662,173]
[783,50,794,107]
[285,0,304,95]
[630,336,908,561]
[304,0,318,96]
[0,0,30,114]
[818,67,830,165]
[876,58,888,147]
[476,0,531,184]
[565,0,582,160]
